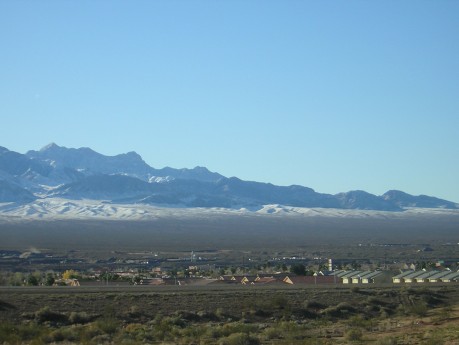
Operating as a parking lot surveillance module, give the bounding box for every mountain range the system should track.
[0,143,457,212]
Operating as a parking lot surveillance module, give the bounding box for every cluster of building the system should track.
[119,271,381,287]
[327,270,385,284]
[392,270,459,284]
[53,268,459,287]
[218,270,384,285]
[214,269,459,286]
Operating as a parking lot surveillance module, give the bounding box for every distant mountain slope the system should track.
[50,174,155,200]
[0,143,457,211]
[26,143,154,179]
[214,177,340,208]
[336,190,402,211]
[0,146,51,177]
[0,180,36,203]
[0,145,83,190]
[382,190,458,209]
[26,143,224,183]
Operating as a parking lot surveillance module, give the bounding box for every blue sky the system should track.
[1,1,458,202]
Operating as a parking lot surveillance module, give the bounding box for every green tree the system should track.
[318,263,328,271]
[62,270,79,279]
[44,274,55,286]
[27,275,39,286]
[290,263,306,275]
[132,276,141,285]
[9,272,24,286]
[351,261,361,270]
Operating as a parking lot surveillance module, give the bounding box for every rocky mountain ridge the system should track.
[0,144,457,211]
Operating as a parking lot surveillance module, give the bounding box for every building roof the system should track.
[360,271,383,279]
[403,270,427,279]
[427,271,452,280]
[393,270,417,279]
[253,277,278,284]
[335,271,353,278]
[440,271,459,281]
[354,271,372,278]
[414,271,441,280]
[284,275,336,284]
[340,271,363,279]
[219,275,246,282]
[318,270,340,276]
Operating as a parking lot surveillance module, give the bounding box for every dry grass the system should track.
[0,285,459,344]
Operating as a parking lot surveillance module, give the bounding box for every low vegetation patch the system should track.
[0,286,457,344]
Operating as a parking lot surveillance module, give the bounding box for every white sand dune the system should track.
[1,198,458,222]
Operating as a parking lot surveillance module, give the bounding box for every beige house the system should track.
[392,271,415,283]
[403,270,427,283]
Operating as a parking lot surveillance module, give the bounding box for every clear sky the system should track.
[1,1,458,202]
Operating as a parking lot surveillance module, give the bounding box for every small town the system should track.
[2,249,459,288]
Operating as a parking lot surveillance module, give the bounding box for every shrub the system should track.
[89,334,112,344]
[216,307,226,319]
[268,295,289,310]
[79,324,103,341]
[376,336,398,345]
[379,309,390,319]
[348,316,372,329]
[197,310,219,321]
[124,305,143,319]
[322,302,356,318]
[437,305,453,320]
[69,311,93,324]
[253,308,273,317]
[304,301,325,310]
[0,323,49,344]
[48,329,65,342]
[47,327,80,343]
[296,308,317,319]
[209,322,259,339]
[408,302,428,317]
[422,333,445,345]
[35,306,68,324]
[96,317,120,335]
[0,299,15,311]
[182,324,207,339]
[173,311,199,322]
[16,323,48,341]
[366,296,386,306]
[351,286,360,293]
[421,294,443,307]
[262,327,279,340]
[219,332,260,345]
[346,328,363,341]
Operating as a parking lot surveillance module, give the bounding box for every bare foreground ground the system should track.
[1,284,459,344]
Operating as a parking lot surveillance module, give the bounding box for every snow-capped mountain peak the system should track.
[0,144,457,211]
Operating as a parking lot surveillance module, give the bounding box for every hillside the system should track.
[0,144,457,213]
